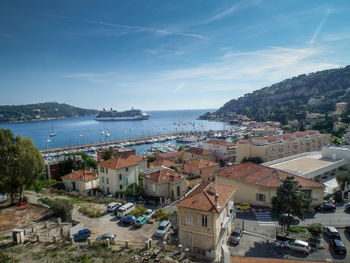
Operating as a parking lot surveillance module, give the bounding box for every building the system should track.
[149,158,182,170]
[175,182,236,260]
[183,147,215,161]
[142,167,186,202]
[97,155,147,194]
[45,155,83,180]
[157,151,184,163]
[251,127,276,137]
[216,162,324,207]
[184,158,219,182]
[236,130,331,163]
[336,102,348,111]
[61,169,99,194]
[97,148,135,162]
[203,140,236,162]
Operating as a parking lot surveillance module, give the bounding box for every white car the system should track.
[0,194,7,204]
[143,209,155,218]
[155,221,171,238]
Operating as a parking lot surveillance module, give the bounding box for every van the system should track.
[107,202,122,212]
[116,203,135,217]
[155,220,171,238]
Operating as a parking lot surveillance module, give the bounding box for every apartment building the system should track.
[97,155,147,194]
[184,158,219,182]
[336,102,348,111]
[236,130,331,163]
[183,147,215,162]
[203,140,236,162]
[97,148,135,162]
[175,182,236,260]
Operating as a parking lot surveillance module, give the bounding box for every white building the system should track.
[61,169,99,194]
[203,140,236,162]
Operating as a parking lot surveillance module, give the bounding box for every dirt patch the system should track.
[0,201,48,231]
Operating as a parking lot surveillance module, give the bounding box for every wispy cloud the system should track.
[322,32,350,42]
[205,4,238,24]
[33,12,205,39]
[308,8,330,44]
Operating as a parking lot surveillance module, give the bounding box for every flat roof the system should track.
[268,155,342,175]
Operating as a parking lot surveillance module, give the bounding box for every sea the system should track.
[0,109,231,154]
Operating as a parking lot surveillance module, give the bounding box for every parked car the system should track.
[345,226,350,234]
[96,233,117,242]
[282,239,311,255]
[105,194,113,199]
[143,209,155,218]
[315,202,336,212]
[330,237,347,254]
[279,214,300,225]
[73,229,91,242]
[228,228,242,245]
[0,194,7,204]
[236,203,251,210]
[155,221,171,238]
[135,216,148,227]
[324,226,341,240]
[345,202,350,212]
[120,215,136,225]
[107,202,122,212]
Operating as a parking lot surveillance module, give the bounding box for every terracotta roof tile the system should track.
[218,162,324,188]
[175,182,235,213]
[98,155,145,170]
[185,147,213,156]
[144,169,184,184]
[150,159,181,168]
[186,158,219,169]
[158,151,184,160]
[61,170,98,181]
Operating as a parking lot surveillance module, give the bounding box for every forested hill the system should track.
[202,66,350,124]
[0,102,98,122]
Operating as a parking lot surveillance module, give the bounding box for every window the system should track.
[101,177,104,183]
[106,178,109,184]
[185,212,192,225]
[119,185,123,190]
[100,167,105,173]
[256,193,266,202]
[201,215,208,227]
[126,167,129,172]
[119,174,122,180]
[106,168,108,174]
[126,177,129,185]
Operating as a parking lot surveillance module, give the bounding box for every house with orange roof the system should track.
[216,162,324,207]
[142,167,186,201]
[175,182,236,260]
[203,140,236,162]
[157,151,184,163]
[184,158,219,182]
[183,147,215,161]
[97,147,135,162]
[148,158,182,171]
[236,130,330,163]
[97,155,147,194]
[61,169,99,194]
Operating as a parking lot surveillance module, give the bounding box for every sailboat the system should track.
[49,122,56,137]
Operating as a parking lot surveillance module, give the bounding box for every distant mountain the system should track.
[0,102,98,122]
[200,66,350,124]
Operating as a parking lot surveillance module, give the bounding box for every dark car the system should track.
[316,202,336,212]
[324,226,341,240]
[279,214,300,225]
[228,229,242,245]
[345,226,350,234]
[345,202,350,212]
[120,215,136,225]
[73,229,91,242]
[330,237,347,254]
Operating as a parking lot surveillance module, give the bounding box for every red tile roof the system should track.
[144,169,184,184]
[98,155,145,170]
[158,151,184,160]
[185,147,213,156]
[205,140,236,147]
[150,159,181,168]
[61,170,98,181]
[176,182,235,213]
[186,158,219,169]
[218,162,324,188]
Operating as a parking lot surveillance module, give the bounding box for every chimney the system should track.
[214,194,220,209]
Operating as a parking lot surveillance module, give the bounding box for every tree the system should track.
[178,145,185,151]
[336,172,350,190]
[57,158,77,179]
[0,129,44,203]
[50,198,73,221]
[102,148,115,160]
[146,155,157,164]
[271,176,312,232]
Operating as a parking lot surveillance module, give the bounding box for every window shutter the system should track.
[197,214,201,227]
[207,214,211,229]
[256,193,259,201]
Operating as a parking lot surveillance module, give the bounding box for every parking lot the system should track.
[72,203,160,243]
[229,227,350,262]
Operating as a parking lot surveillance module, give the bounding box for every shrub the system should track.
[307,223,323,237]
[159,212,169,221]
[334,190,343,203]
[78,205,103,218]
[153,208,169,221]
[50,198,73,221]
[130,204,146,218]
[38,197,53,207]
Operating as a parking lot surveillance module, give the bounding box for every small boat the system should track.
[49,122,56,137]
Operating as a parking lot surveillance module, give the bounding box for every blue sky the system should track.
[0,0,349,111]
